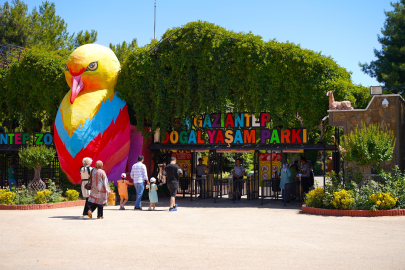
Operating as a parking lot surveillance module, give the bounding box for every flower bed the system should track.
[302,204,405,217]
[0,200,85,210]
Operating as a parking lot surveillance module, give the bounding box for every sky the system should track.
[17,0,395,87]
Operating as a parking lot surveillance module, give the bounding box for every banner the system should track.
[171,152,191,178]
[259,153,281,184]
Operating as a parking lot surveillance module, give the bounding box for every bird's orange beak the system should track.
[70,74,84,104]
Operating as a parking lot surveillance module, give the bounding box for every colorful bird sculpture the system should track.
[54,44,130,184]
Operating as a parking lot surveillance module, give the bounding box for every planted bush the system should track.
[305,187,325,208]
[370,192,397,210]
[332,190,355,210]
[0,189,16,205]
[66,189,79,201]
[35,190,51,204]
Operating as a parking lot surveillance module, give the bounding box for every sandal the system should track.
[87,210,92,219]
[148,207,152,211]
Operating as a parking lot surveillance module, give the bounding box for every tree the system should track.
[69,30,98,50]
[30,1,71,51]
[0,0,32,46]
[340,122,395,183]
[109,38,138,63]
[0,0,97,51]
[19,145,56,191]
[360,0,405,94]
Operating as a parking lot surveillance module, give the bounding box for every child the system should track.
[117,173,133,210]
[146,177,158,211]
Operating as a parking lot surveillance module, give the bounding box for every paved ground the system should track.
[1,195,405,270]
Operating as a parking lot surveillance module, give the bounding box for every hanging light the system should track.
[382,98,389,109]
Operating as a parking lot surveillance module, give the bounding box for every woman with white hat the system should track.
[80,157,93,218]
[146,177,159,211]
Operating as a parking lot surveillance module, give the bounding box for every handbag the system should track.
[84,169,94,190]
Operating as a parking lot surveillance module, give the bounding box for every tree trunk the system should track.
[361,164,372,184]
[28,165,46,191]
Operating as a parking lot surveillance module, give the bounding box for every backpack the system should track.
[80,166,91,179]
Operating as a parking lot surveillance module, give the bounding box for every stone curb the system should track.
[302,205,405,217]
[0,200,86,210]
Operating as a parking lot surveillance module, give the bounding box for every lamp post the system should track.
[154,0,156,40]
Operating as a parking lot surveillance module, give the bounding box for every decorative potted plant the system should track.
[19,145,56,191]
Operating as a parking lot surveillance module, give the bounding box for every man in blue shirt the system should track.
[232,159,245,200]
[8,164,17,190]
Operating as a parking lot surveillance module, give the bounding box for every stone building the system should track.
[328,94,405,171]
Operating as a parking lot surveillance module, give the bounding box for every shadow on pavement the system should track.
[48,216,92,220]
[111,196,304,211]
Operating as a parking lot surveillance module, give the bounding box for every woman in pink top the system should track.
[87,160,111,219]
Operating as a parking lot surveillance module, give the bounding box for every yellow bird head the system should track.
[64,44,120,104]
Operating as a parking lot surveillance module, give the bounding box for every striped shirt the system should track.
[131,162,148,184]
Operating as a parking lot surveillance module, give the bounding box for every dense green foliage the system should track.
[109,38,138,64]
[19,145,56,170]
[0,0,97,50]
[306,169,403,211]
[3,49,69,131]
[341,122,395,167]
[116,21,369,138]
[360,0,405,94]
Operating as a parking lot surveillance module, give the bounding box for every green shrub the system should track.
[66,189,79,201]
[35,190,51,204]
[47,180,63,203]
[370,192,397,210]
[0,189,16,205]
[15,185,35,205]
[305,187,325,208]
[332,190,355,210]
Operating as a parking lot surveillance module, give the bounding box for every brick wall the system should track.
[328,95,405,171]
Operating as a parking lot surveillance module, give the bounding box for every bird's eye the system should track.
[85,61,98,72]
[64,64,69,71]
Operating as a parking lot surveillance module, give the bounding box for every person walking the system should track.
[300,157,311,194]
[232,158,245,200]
[87,160,111,219]
[146,177,158,211]
[80,157,93,218]
[8,163,17,190]
[164,157,182,211]
[117,173,133,210]
[130,155,149,210]
[278,162,291,202]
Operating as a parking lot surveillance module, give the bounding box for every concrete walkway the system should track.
[1,197,405,269]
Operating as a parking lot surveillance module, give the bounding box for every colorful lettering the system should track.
[270,130,280,143]
[207,130,216,143]
[281,129,291,143]
[243,130,255,143]
[215,130,225,143]
[188,130,197,144]
[261,129,271,144]
[292,129,302,143]
[225,130,234,144]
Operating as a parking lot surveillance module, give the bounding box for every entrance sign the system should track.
[0,133,53,145]
[161,113,308,146]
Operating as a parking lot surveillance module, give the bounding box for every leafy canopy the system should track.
[360,0,405,94]
[341,122,395,167]
[116,21,369,138]
[19,145,56,169]
[109,38,138,64]
[2,49,69,131]
[0,0,97,50]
